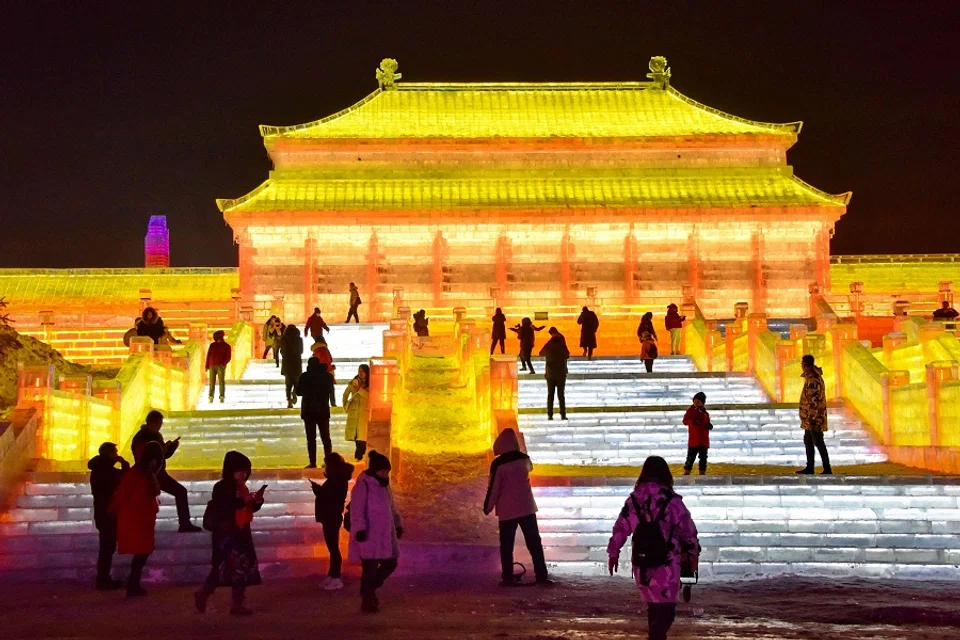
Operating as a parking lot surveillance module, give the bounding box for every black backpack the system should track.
[630,492,674,569]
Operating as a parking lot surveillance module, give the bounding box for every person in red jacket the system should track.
[682,392,712,475]
[206,330,232,403]
[305,308,330,340]
[665,304,686,356]
[112,441,163,597]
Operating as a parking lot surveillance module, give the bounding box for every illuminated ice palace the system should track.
[1,58,959,583]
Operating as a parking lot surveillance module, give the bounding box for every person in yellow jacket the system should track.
[343,364,370,461]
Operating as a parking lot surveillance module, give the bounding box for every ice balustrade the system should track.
[13,321,254,461]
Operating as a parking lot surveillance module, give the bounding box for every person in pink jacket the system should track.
[483,429,550,586]
[608,456,700,640]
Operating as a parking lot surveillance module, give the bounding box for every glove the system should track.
[356,530,368,543]
[707,423,714,431]
[396,527,403,539]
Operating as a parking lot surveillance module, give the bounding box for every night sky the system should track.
[1,1,957,268]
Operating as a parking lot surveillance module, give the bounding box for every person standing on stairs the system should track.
[305,307,330,341]
[413,309,430,337]
[88,441,130,590]
[297,357,336,468]
[280,324,304,409]
[195,451,264,616]
[131,410,202,532]
[491,307,507,355]
[682,392,712,475]
[262,316,280,365]
[608,456,700,640]
[347,282,362,323]
[664,304,686,356]
[577,306,600,359]
[205,330,232,404]
[483,428,551,586]
[511,317,544,374]
[638,312,659,373]
[796,355,832,475]
[112,440,163,597]
[539,327,570,421]
[351,451,403,614]
[310,452,355,591]
[343,364,370,461]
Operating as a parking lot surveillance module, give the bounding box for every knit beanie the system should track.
[693,392,707,403]
[367,450,391,474]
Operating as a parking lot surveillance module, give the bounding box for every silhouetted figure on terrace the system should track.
[280,324,303,409]
[136,306,166,344]
[577,306,599,359]
[304,307,330,340]
[491,308,507,355]
[88,441,129,590]
[933,300,959,320]
[511,317,544,374]
[347,283,362,323]
[539,327,570,421]
[131,410,201,532]
[664,304,686,355]
[413,309,430,337]
[796,355,832,475]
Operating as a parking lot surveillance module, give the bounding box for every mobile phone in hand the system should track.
[258,484,268,494]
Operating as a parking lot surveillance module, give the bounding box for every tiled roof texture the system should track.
[0,269,239,304]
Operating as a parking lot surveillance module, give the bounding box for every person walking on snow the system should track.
[796,355,832,475]
[262,316,281,366]
[112,441,163,597]
[608,456,701,640]
[343,364,370,461]
[491,308,508,355]
[205,330,232,404]
[483,428,551,586]
[310,452,355,591]
[297,357,335,468]
[351,451,403,614]
[88,442,130,590]
[682,392,712,475]
[638,312,659,373]
[539,327,570,420]
[194,451,264,616]
[577,306,599,359]
[305,308,330,340]
[510,317,544,374]
[131,410,201,532]
[664,304,685,356]
[280,324,304,408]
[347,283,362,323]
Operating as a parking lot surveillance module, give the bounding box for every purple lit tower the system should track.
[144,216,170,267]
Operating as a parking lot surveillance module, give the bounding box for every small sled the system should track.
[680,555,698,603]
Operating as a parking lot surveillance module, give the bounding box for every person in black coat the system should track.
[280,324,304,408]
[490,308,507,355]
[136,306,166,344]
[539,327,570,420]
[510,317,545,374]
[88,442,130,589]
[296,357,336,468]
[310,452,355,590]
[577,306,600,359]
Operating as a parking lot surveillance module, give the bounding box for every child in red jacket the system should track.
[682,392,712,475]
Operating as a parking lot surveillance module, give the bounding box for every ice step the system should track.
[517,375,768,408]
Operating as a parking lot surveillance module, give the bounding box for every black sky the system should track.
[1,1,957,268]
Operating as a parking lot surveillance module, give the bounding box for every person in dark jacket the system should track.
[347,283,362,323]
[194,451,264,616]
[88,442,130,590]
[665,304,686,356]
[304,308,330,340]
[296,357,336,468]
[638,312,659,373]
[262,316,282,366]
[490,308,507,355]
[510,317,544,374]
[131,410,201,532]
[483,429,550,585]
[280,324,304,408]
[539,327,570,420]
[136,306,166,344]
[682,392,712,476]
[413,309,430,337]
[310,452,355,590]
[577,306,600,359]
[933,300,960,320]
[205,330,232,404]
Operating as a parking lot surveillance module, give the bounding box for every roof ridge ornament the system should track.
[376,58,402,90]
[647,56,671,88]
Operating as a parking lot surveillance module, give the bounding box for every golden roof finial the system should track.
[376,58,402,90]
[647,56,671,88]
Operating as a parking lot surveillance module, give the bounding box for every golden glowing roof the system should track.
[259,84,800,140]
[218,168,849,214]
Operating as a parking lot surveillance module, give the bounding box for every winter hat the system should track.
[693,392,707,403]
[221,450,252,480]
[367,450,391,473]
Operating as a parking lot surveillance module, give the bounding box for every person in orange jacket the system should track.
[682,392,712,475]
[205,330,232,403]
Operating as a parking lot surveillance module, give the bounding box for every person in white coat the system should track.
[350,450,402,614]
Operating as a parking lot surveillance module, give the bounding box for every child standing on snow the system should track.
[310,452,355,591]
[682,392,712,475]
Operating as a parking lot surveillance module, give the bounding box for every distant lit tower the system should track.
[144,216,170,267]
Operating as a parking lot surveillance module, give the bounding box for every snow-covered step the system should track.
[532,477,960,581]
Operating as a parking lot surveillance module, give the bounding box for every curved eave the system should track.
[789,175,852,206]
[217,180,270,213]
[259,89,382,138]
[666,86,802,135]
